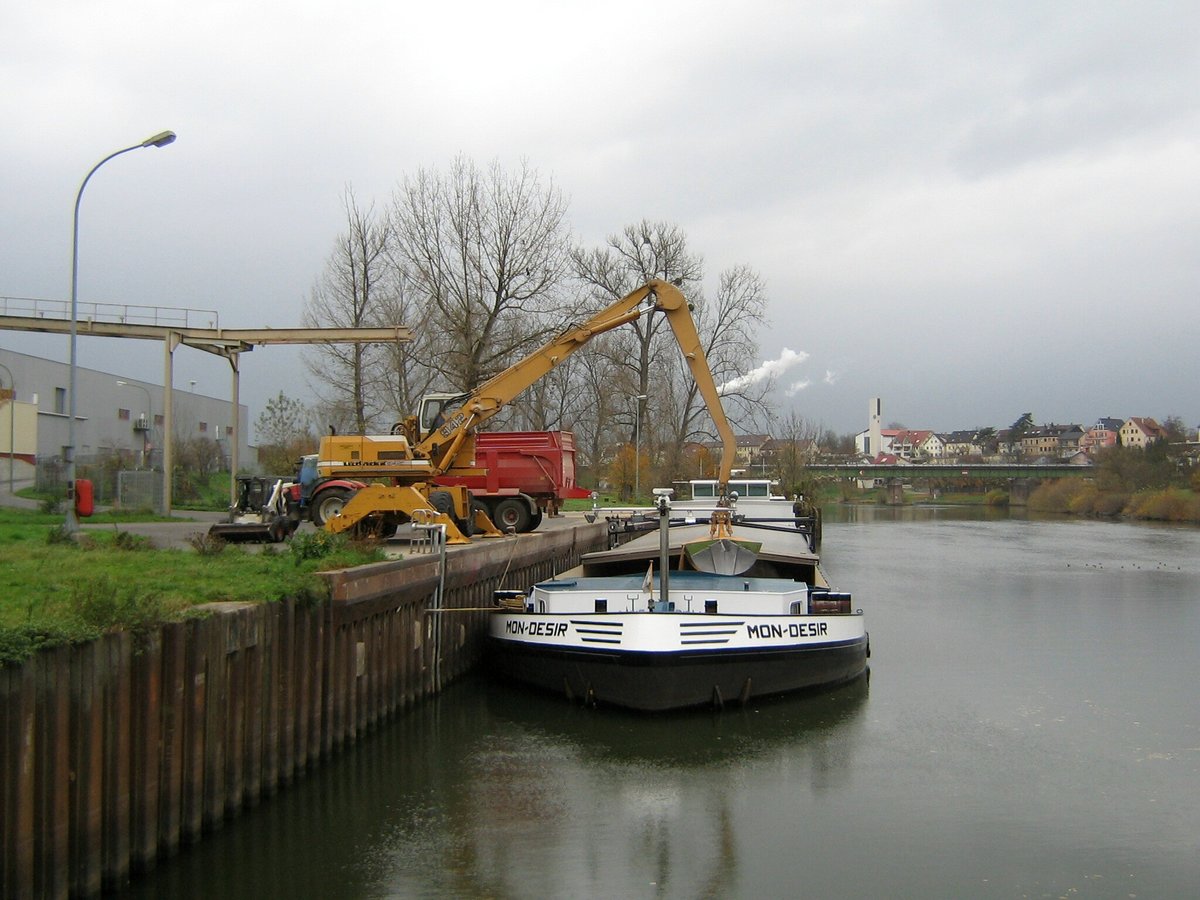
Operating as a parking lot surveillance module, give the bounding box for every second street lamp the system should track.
[0,362,14,495]
[117,380,153,468]
[633,393,649,500]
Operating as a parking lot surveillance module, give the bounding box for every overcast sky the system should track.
[3,1,1198,439]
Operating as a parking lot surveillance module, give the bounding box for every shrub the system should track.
[1126,489,1200,523]
[112,529,154,551]
[1092,491,1130,517]
[984,489,1009,507]
[187,531,227,556]
[1065,484,1100,515]
[0,623,93,667]
[289,529,344,562]
[46,525,74,545]
[68,575,187,640]
[1028,479,1090,513]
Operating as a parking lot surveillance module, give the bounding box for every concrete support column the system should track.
[1009,478,1032,506]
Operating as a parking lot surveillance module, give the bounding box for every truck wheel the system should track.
[492,498,531,533]
[528,506,544,531]
[312,487,352,526]
[428,490,455,516]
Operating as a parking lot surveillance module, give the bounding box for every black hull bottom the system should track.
[486,638,869,712]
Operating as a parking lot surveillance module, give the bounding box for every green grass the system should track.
[0,507,388,664]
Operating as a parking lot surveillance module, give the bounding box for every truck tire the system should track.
[428,490,455,516]
[312,487,353,526]
[492,497,532,533]
[528,506,544,531]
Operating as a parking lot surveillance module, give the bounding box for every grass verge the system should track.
[0,507,388,665]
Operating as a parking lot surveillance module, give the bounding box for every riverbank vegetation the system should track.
[1025,443,1200,523]
[1027,481,1200,522]
[0,508,387,665]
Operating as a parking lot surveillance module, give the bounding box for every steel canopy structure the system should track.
[0,301,412,513]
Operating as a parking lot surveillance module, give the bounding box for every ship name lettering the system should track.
[746,622,829,640]
[506,620,568,638]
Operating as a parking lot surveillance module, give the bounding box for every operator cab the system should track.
[418,392,470,439]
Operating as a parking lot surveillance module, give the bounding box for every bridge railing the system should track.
[1,295,219,329]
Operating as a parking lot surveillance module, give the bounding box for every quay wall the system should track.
[1,523,607,899]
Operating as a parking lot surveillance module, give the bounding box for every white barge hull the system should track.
[487,612,868,712]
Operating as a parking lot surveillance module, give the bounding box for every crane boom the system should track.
[418,279,736,486]
[318,280,737,541]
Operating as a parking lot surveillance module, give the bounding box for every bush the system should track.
[187,531,227,556]
[1065,484,1099,515]
[69,575,187,640]
[0,623,93,667]
[45,525,74,545]
[1125,489,1200,523]
[289,530,345,562]
[1092,491,1130,517]
[984,489,1009,507]
[112,529,154,551]
[1028,479,1091,513]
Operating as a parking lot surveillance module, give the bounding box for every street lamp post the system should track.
[117,380,152,468]
[633,393,649,500]
[65,130,176,532]
[0,362,14,494]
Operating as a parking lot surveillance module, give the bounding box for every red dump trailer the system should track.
[433,430,592,532]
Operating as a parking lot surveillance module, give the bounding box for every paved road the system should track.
[0,475,38,510]
[1,477,595,552]
[85,509,592,552]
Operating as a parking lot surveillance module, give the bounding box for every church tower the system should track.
[868,397,882,458]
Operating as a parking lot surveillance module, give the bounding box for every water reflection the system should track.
[380,677,870,898]
[118,675,869,900]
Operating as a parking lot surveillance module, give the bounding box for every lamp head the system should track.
[142,130,177,148]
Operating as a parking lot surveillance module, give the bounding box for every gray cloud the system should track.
[3,0,1198,439]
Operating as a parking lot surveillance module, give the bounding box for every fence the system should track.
[116,470,162,514]
[0,523,606,898]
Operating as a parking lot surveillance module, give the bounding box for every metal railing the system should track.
[1,295,219,330]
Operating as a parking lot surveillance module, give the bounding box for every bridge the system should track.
[806,463,1091,480]
[804,462,1091,505]
[1,295,411,512]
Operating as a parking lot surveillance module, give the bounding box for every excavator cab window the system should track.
[419,392,469,438]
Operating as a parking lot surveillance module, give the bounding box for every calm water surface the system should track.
[121,511,1200,898]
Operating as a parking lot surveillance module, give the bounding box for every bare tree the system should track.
[373,275,439,427]
[575,225,772,483]
[771,410,822,494]
[391,156,573,395]
[255,391,317,474]
[658,265,772,479]
[554,332,626,475]
[303,187,400,432]
[572,221,704,453]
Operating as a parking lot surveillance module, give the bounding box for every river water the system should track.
[120,510,1200,899]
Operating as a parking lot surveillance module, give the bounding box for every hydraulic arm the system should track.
[414,279,737,485]
[320,280,737,540]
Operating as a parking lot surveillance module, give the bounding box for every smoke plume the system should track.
[717,348,808,395]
